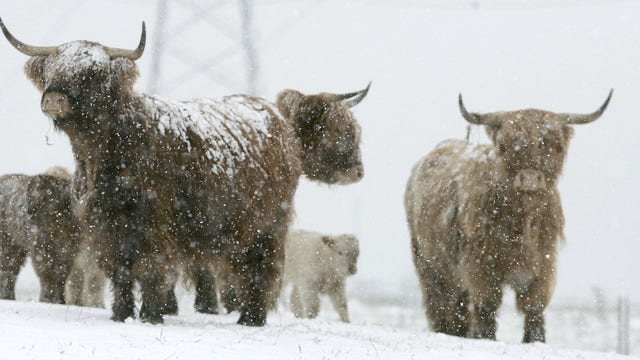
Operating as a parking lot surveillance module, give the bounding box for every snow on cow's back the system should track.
[0,174,30,239]
[405,139,501,234]
[144,94,287,178]
[0,174,29,212]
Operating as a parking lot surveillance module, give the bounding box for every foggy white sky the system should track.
[0,0,637,303]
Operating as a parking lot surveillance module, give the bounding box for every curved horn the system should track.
[561,89,613,125]
[329,81,371,107]
[0,17,56,56]
[458,94,482,124]
[458,94,501,127]
[104,21,146,60]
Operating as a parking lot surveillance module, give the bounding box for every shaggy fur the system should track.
[283,230,359,323]
[10,33,367,325]
[0,167,78,303]
[405,94,610,342]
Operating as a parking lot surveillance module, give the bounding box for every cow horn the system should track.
[561,89,613,125]
[331,81,371,107]
[104,21,146,60]
[458,94,501,127]
[0,17,56,56]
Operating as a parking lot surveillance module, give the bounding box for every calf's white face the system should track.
[322,234,359,275]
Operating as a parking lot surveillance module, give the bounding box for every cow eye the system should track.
[498,143,507,153]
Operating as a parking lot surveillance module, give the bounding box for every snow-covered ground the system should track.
[3,263,637,360]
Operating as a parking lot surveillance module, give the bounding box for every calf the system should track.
[283,230,359,322]
[0,167,77,303]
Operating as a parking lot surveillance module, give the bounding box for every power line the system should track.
[240,0,259,95]
[147,0,261,96]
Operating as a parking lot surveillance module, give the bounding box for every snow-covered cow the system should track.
[1,19,368,325]
[283,230,359,322]
[0,167,78,303]
[405,91,612,342]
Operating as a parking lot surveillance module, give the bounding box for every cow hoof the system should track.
[140,304,165,324]
[468,328,496,340]
[160,293,178,316]
[237,311,266,326]
[523,329,545,343]
[41,296,65,304]
[141,315,164,325]
[160,303,178,316]
[110,313,133,322]
[111,306,135,322]
[195,304,219,315]
[194,296,219,315]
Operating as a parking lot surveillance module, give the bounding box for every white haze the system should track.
[0,0,637,310]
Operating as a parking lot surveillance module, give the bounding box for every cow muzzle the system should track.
[41,92,73,118]
[513,169,546,192]
[348,264,357,275]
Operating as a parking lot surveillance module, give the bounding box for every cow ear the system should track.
[322,236,336,248]
[24,56,47,92]
[276,89,304,120]
[562,124,574,142]
[294,97,327,134]
[109,58,139,104]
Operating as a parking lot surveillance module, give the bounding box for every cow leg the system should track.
[110,265,135,322]
[302,284,321,318]
[289,285,304,318]
[235,239,269,326]
[235,231,283,326]
[190,265,219,314]
[468,280,502,340]
[516,277,550,343]
[414,252,468,337]
[451,289,470,336]
[108,232,140,321]
[414,251,449,333]
[65,256,84,306]
[328,282,350,323]
[35,269,66,304]
[65,246,106,308]
[83,263,107,308]
[220,282,239,313]
[158,270,178,316]
[139,273,168,324]
[32,234,70,304]
[0,237,26,300]
[162,287,178,316]
[289,283,319,319]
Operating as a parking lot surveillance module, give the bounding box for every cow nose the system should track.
[348,264,357,275]
[41,92,73,118]
[514,169,546,192]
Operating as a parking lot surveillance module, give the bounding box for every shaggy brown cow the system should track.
[0,167,78,303]
[1,19,368,325]
[405,91,612,342]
